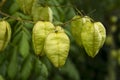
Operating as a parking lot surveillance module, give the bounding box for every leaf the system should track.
[61,59,80,80]
[9,1,19,14]
[34,58,48,78]
[12,31,22,45]
[7,48,18,79]
[34,58,42,76]
[0,75,4,80]
[40,63,48,78]
[23,22,34,29]
[22,26,31,39]
[0,61,7,77]
[20,55,33,80]
[12,24,22,37]
[19,31,30,58]
[44,26,70,67]
[13,12,32,20]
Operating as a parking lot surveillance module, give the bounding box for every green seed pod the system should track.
[32,21,55,56]
[94,22,106,48]
[81,22,106,57]
[71,15,91,47]
[16,0,34,14]
[44,26,70,68]
[32,0,53,22]
[0,21,11,51]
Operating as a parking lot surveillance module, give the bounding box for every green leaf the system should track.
[34,58,42,76]
[13,12,32,20]
[0,75,4,80]
[23,22,34,29]
[40,63,48,78]
[61,59,80,80]
[34,58,48,78]
[7,48,18,79]
[0,61,7,77]
[20,55,33,80]
[19,31,30,58]
[12,31,22,45]
[9,1,19,14]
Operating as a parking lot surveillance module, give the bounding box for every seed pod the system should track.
[81,22,106,57]
[32,0,53,22]
[44,26,70,67]
[94,22,106,48]
[32,21,55,56]
[71,15,91,47]
[0,21,11,51]
[17,0,34,14]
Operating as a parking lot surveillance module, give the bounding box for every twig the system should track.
[0,9,86,26]
[61,17,81,26]
[0,10,35,23]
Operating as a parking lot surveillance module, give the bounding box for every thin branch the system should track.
[58,17,82,26]
[49,4,73,8]
[0,9,84,27]
[0,10,35,23]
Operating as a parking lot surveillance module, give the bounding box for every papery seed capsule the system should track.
[94,22,106,48]
[44,26,70,67]
[32,21,55,56]
[81,21,106,57]
[0,20,11,51]
[32,0,53,22]
[17,0,34,14]
[71,15,91,47]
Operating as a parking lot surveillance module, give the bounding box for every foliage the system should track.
[0,0,120,80]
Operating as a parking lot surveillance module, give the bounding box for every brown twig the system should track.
[0,8,85,26]
[0,10,35,23]
[0,10,21,20]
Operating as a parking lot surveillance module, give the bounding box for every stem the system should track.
[0,9,83,26]
[0,10,35,23]
[60,17,82,26]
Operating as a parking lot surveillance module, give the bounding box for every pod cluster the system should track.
[17,0,53,22]
[32,21,70,68]
[71,16,106,57]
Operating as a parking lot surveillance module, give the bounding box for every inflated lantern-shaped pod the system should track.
[81,21,106,57]
[32,0,53,22]
[17,0,34,14]
[44,26,70,67]
[0,20,11,51]
[71,15,91,47]
[32,21,55,56]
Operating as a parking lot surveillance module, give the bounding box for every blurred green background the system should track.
[0,0,120,80]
